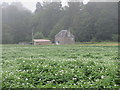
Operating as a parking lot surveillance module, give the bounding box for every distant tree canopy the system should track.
[2,1,119,44]
[2,2,32,44]
[34,32,45,39]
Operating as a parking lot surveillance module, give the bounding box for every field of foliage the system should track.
[1,43,120,88]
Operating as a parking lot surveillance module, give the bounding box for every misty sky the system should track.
[2,0,119,12]
[2,0,90,12]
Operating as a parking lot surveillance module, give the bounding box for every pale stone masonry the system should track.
[55,30,75,45]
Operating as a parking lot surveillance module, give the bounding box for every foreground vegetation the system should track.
[1,43,120,88]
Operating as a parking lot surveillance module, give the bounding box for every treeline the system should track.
[2,1,119,44]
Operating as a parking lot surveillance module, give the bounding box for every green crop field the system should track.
[1,43,120,88]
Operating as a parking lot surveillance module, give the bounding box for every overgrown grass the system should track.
[76,42,119,46]
[1,43,120,88]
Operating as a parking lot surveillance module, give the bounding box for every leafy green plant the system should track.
[2,45,119,88]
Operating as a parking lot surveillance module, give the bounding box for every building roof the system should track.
[33,39,51,42]
[55,30,74,38]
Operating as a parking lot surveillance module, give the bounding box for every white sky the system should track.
[1,0,89,12]
[1,0,119,12]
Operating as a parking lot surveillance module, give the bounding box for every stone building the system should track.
[55,30,75,45]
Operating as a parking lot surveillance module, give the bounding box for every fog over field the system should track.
[1,0,119,89]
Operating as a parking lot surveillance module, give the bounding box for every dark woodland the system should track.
[1,2,119,44]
